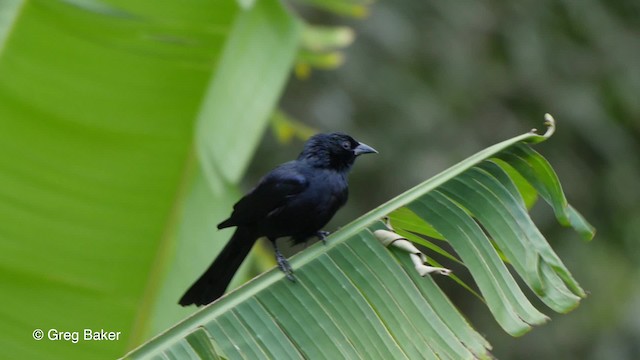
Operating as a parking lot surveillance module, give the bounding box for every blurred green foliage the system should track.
[248,0,640,358]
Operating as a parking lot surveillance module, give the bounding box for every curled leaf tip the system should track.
[528,113,556,141]
[542,113,556,138]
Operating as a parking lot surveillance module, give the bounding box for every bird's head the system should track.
[298,132,377,171]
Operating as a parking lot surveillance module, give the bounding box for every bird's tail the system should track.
[179,227,257,306]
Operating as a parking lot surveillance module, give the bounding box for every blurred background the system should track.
[247,0,640,358]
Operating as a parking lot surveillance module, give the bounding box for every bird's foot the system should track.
[316,231,330,244]
[275,249,296,282]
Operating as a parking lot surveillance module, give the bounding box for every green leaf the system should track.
[409,192,549,336]
[185,328,224,360]
[486,159,539,209]
[0,0,301,358]
[389,207,445,240]
[495,144,595,240]
[439,164,584,312]
[196,1,302,187]
[124,116,592,358]
[390,248,491,356]
[301,25,354,52]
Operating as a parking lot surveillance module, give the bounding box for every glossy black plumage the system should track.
[179,133,376,306]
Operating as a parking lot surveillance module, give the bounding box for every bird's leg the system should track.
[273,241,295,282]
[316,230,330,244]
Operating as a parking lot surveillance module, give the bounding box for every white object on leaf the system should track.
[374,228,451,277]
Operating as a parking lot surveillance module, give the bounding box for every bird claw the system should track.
[316,231,330,244]
[275,250,296,282]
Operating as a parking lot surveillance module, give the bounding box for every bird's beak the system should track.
[354,142,378,156]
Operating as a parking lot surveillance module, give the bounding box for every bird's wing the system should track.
[218,163,309,228]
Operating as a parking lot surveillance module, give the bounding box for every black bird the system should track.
[179,133,377,306]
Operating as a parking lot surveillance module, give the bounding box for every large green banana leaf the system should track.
[0,0,301,359]
[123,116,595,359]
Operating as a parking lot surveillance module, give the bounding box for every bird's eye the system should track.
[341,141,351,150]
